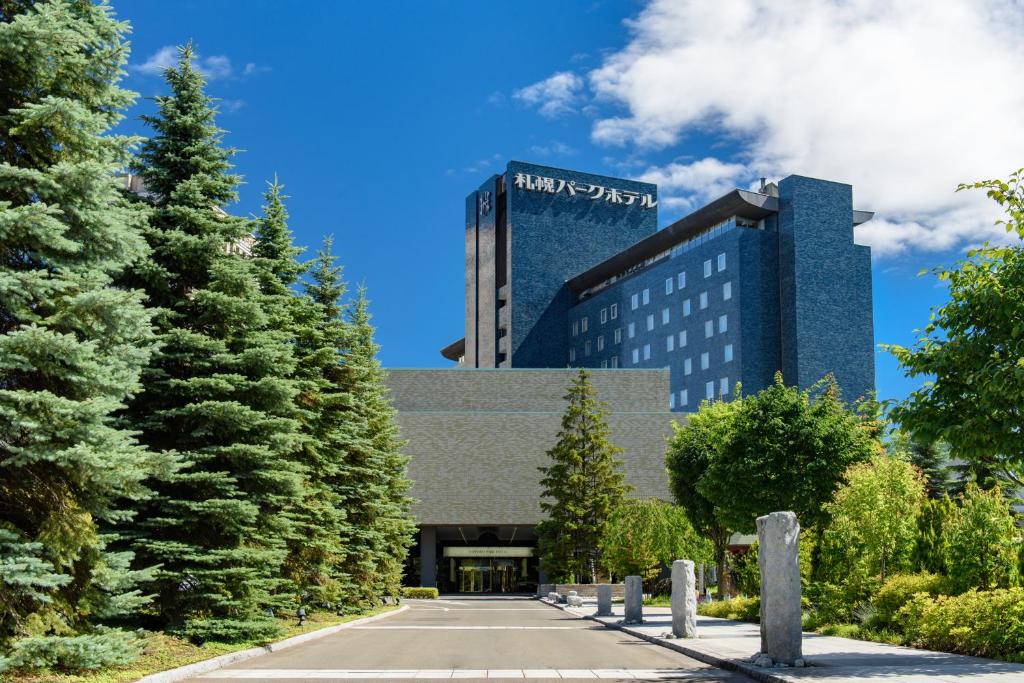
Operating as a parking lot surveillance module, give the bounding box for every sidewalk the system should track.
[547,600,1024,683]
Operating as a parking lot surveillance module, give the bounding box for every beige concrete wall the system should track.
[386,369,676,527]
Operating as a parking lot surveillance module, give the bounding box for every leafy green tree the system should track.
[537,369,631,583]
[911,494,956,574]
[599,499,711,585]
[120,45,302,641]
[888,168,1024,483]
[665,397,741,597]
[336,287,415,602]
[0,0,159,670]
[944,484,1019,593]
[700,373,879,533]
[822,455,925,583]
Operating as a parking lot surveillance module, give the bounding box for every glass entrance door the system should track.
[458,560,490,592]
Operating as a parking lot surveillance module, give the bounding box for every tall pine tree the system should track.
[337,287,415,604]
[537,369,631,583]
[121,45,302,642]
[0,0,158,670]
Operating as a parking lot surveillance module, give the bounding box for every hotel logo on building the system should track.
[512,172,656,209]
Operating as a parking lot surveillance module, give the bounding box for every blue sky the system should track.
[114,0,1024,406]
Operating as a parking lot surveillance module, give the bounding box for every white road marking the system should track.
[198,669,697,679]
[352,625,581,630]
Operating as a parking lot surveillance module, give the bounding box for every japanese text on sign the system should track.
[512,172,656,209]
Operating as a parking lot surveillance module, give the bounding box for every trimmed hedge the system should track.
[895,588,1024,662]
[401,587,439,599]
[697,596,760,622]
[872,572,946,626]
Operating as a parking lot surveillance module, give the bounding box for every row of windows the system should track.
[573,280,732,337]
[631,253,727,311]
[571,337,733,371]
[669,377,731,409]
[571,309,731,364]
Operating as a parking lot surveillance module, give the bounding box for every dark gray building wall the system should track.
[386,369,675,527]
[506,161,658,368]
[777,176,875,402]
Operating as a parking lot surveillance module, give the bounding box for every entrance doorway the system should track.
[444,546,535,593]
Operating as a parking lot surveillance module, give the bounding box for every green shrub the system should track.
[697,596,759,622]
[872,572,946,626]
[401,587,439,599]
[179,618,282,644]
[0,630,141,672]
[805,582,856,628]
[731,543,760,596]
[895,588,1024,662]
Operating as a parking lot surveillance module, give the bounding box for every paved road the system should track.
[189,596,749,682]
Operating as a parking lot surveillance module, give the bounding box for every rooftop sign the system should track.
[513,172,656,209]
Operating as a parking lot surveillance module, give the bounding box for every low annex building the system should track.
[387,368,673,593]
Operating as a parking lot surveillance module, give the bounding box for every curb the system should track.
[136,605,409,683]
[538,598,787,683]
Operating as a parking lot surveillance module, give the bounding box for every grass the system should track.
[643,595,672,607]
[8,607,399,683]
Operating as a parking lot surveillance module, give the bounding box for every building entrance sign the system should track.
[512,172,657,209]
[443,546,534,558]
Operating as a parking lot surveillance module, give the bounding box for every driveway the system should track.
[187,596,750,682]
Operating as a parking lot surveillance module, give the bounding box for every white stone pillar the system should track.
[597,584,613,616]
[671,560,697,638]
[624,575,643,624]
[757,511,803,666]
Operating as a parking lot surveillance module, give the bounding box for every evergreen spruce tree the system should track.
[908,439,955,499]
[537,369,631,583]
[338,287,415,602]
[252,188,351,605]
[0,0,159,670]
[121,46,302,641]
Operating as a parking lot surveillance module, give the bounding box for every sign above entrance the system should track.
[512,172,656,209]
[443,546,535,558]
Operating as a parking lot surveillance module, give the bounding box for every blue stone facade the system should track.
[454,167,875,411]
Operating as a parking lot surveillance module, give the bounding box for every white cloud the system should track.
[529,141,578,158]
[637,157,749,210]
[581,0,1024,256]
[131,46,263,81]
[513,71,584,118]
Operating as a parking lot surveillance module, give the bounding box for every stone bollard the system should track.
[756,511,803,667]
[624,575,643,624]
[671,560,697,638]
[567,595,584,607]
[596,584,613,616]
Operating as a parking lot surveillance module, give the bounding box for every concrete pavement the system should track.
[185,596,749,682]
[558,601,1024,683]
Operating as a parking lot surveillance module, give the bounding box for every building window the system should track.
[628,322,635,339]
[646,314,654,331]
[662,307,670,325]
[572,321,579,337]
[723,281,732,301]
[569,348,576,363]
[597,335,604,352]
[665,278,674,295]
[705,320,713,338]
[701,351,709,370]
[678,272,686,289]
[680,389,688,406]
[632,348,639,364]
[678,330,687,348]
[684,358,692,375]
[581,316,588,333]
[615,328,622,344]
[666,335,675,352]
[611,356,619,368]
[699,291,708,309]
[631,293,639,310]
[642,288,650,305]
[724,343,733,363]
[600,308,608,324]
[669,392,676,409]
[718,253,726,272]
[584,340,591,356]
[704,259,712,278]
[719,314,728,333]
[720,377,729,395]
[706,381,715,399]
[601,359,608,368]
[683,299,691,316]
[643,344,651,360]
[610,303,618,319]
